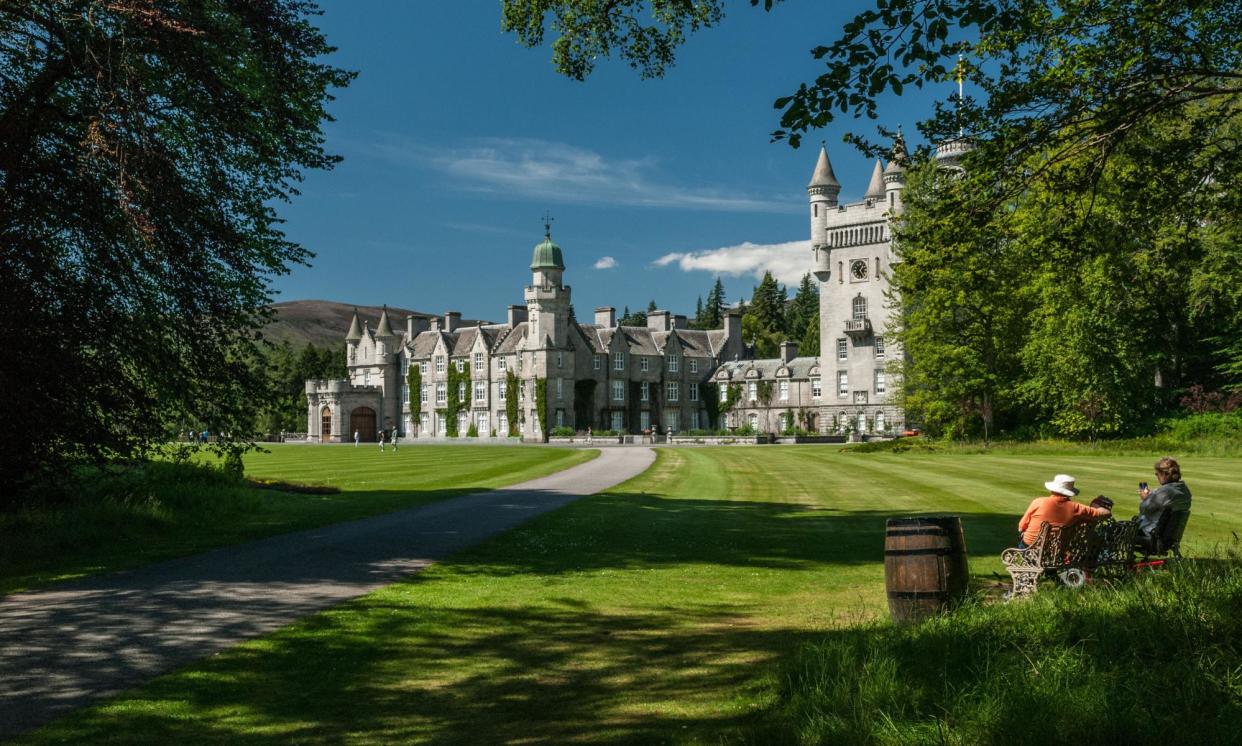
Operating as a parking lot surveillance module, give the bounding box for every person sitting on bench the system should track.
[1136,457,1191,551]
[1017,474,1112,548]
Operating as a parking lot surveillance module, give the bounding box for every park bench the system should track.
[1001,518,1139,599]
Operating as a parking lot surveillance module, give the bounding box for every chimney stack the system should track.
[724,309,743,359]
[780,341,798,363]
[647,309,671,332]
[508,304,528,327]
[406,314,429,339]
[594,306,616,327]
[672,314,688,330]
[444,311,461,333]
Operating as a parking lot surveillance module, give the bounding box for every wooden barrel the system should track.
[884,516,970,625]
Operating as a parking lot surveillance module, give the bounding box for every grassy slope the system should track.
[23,447,1242,744]
[0,445,596,596]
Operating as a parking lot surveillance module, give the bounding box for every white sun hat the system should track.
[1044,474,1080,497]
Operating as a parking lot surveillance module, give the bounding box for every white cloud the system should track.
[361,135,796,214]
[593,256,618,270]
[654,240,812,285]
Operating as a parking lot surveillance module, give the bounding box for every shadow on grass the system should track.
[14,488,1025,743]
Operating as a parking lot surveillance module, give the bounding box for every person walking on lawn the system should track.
[1017,474,1112,548]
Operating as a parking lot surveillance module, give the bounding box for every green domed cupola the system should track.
[530,236,564,270]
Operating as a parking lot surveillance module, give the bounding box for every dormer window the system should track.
[473,352,483,369]
[435,356,445,373]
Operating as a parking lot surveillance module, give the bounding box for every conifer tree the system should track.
[788,273,819,341]
[703,277,726,329]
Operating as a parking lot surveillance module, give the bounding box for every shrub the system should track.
[550,426,575,437]
[466,423,478,438]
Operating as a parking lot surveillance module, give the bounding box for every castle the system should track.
[306,137,928,441]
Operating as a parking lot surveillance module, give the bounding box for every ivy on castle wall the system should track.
[406,361,422,431]
[756,380,774,406]
[505,370,520,436]
[445,361,471,437]
[702,382,721,428]
[534,376,548,442]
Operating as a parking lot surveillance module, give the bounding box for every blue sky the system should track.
[274,1,956,320]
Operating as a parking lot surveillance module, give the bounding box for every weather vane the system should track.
[541,210,554,238]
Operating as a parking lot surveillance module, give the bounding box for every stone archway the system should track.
[349,407,377,442]
[320,407,332,443]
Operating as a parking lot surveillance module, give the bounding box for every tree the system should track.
[799,314,819,357]
[0,2,352,498]
[787,272,819,344]
[618,305,648,326]
[703,276,726,329]
[692,296,705,329]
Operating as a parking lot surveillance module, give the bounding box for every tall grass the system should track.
[759,555,1242,745]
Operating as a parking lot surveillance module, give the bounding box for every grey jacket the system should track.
[1137,480,1192,536]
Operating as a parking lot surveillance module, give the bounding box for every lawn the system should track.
[23,446,1242,744]
[0,444,596,596]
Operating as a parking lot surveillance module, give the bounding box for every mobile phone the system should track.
[1139,481,1148,491]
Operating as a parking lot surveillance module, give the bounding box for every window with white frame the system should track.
[778,413,787,432]
[667,382,679,401]
[593,355,601,370]
[613,351,624,370]
[691,410,700,429]
[837,371,848,397]
[640,410,650,431]
[498,357,507,371]
[852,296,867,320]
[689,358,698,373]
[665,410,679,431]
[875,336,886,359]
[474,381,486,401]
[400,358,408,375]
[748,381,757,401]
[779,380,789,400]
[419,361,428,374]
[689,383,699,401]
[640,381,649,401]
[640,356,649,372]
[473,352,483,369]
[498,413,507,433]
[420,384,427,404]
[876,411,886,432]
[612,380,625,401]
[457,382,465,401]
[555,377,563,399]
[517,355,523,373]
[435,356,445,373]
[556,409,564,427]
[837,338,848,361]
[435,382,446,404]
[455,359,464,372]
[874,371,886,394]
[402,384,409,403]
[437,413,446,432]
[519,383,525,403]
[668,355,679,373]
[363,370,370,386]
[497,381,506,402]
[477,412,488,433]
[811,378,822,398]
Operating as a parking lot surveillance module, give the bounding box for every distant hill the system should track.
[262,300,490,350]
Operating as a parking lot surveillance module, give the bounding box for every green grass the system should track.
[0,445,596,596]
[21,446,1242,744]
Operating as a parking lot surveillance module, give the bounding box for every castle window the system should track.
[435,356,445,373]
[779,381,789,401]
[874,371,887,394]
[852,296,868,320]
[612,380,625,401]
[475,381,486,401]
[838,261,844,284]
[889,192,894,207]
[474,352,483,369]
[640,357,649,372]
[556,409,564,427]
[419,361,428,374]
[689,358,698,374]
[876,411,887,432]
[667,382,679,402]
[875,337,886,359]
[837,371,848,398]
[498,357,506,371]
[837,338,848,361]
[811,378,822,399]
[497,382,506,402]
[689,383,700,402]
[555,377,563,400]
[457,382,465,401]
[641,381,649,401]
[420,385,427,404]
[556,352,563,368]
[363,370,370,386]
[436,382,446,404]
[455,359,464,373]
[668,355,679,373]
[402,384,409,403]
[748,382,757,402]
[813,204,818,217]
[593,355,601,371]
[876,257,881,276]
[613,351,624,371]
[400,358,408,375]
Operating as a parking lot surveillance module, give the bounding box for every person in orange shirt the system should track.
[1017,474,1112,547]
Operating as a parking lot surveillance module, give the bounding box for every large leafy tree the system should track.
[0,1,352,497]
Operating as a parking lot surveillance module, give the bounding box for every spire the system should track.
[864,159,887,200]
[807,143,840,189]
[884,128,909,177]
[345,308,363,341]
[374,305,395,338]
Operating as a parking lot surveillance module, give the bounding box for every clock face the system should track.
[850,260,868,280]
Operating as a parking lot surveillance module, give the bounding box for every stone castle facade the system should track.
[307,137,934,441]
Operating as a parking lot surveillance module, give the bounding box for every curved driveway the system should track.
[0,446,656,739]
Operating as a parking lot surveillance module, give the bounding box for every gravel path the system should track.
[0,447,656,739]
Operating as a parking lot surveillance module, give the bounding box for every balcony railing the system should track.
[844,317,872,336]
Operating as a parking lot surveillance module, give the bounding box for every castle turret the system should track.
[808,145,840,280]
[524,220,571,348]
[345,307,363,362]
[884,130,908,211]
[374,305,394,357]
[864,159,887,202]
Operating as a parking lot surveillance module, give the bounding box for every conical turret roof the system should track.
[807,145,840,189]
[885,130,909,175]
[345,308,363,341]
[864,159,887,199]
[374,305,395,338]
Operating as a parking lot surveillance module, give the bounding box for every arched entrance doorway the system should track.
[320,407,332,443]
[350,406,377,442]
